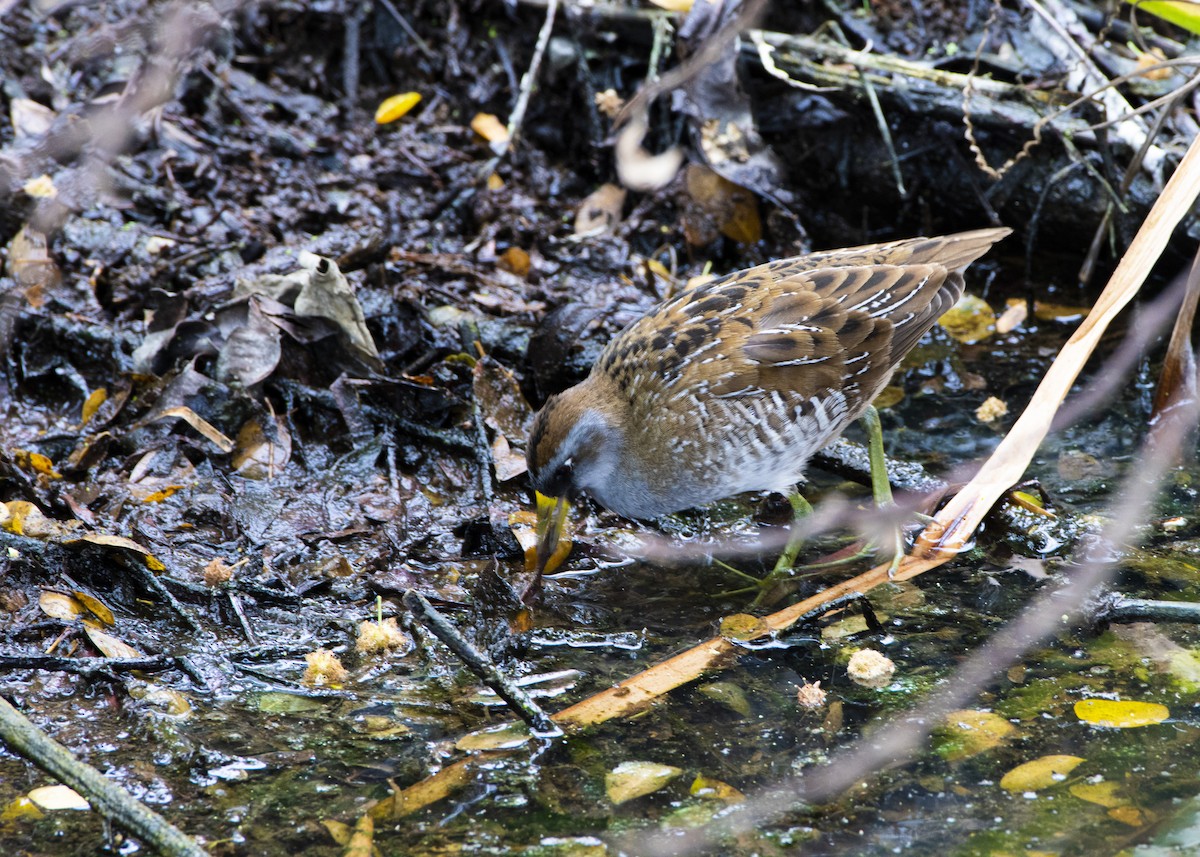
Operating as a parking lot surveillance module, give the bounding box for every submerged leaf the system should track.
[938,294,996,343]
[605,761,682,805]
[27,785,89,811]
[934,710,1017,761]
[1069,780,1127,808]
[1074,698,1169,728]
[999,755,1085,792]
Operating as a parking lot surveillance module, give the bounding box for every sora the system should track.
[527,227,1010,557]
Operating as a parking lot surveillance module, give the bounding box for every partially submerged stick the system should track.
[0,695,207,856]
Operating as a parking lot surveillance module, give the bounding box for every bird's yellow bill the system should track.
[533,491,572,575]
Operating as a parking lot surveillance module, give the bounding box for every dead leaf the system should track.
[490,433,528,482]
[38,591,87,622]
[7,226,60,308]
[149,406,235,454]
[375,92,422,124]
[606,761,682,805]
[999,755,1085,792]
[69,534,166,572]
[684,164,761,245]
[470,112,509,144]
[232,418,292,478]
[293,253,379,358]
[615,115,683,191]
[84,625,145,659]
[215,303,283,388]
[10,98,55,140]
[574,184,627,236]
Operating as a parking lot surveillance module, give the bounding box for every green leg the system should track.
[862,405,904,576]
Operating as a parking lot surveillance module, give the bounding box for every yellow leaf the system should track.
[939,294,996,343]
[999,755,1085,792]
[0,795,44,821]
[470,113,509,144]
[1069,780,1127,808]
[38,591,86,622]
[14,450,61,479]
[22,174,56,198]
[72,591,114,626]
[81,388,107,425]
[375,92,422,124]
[605,761,682,805]
[510,505,572,575]
[1138,1,1200,36]
[1074,698,1169,728]
[1108,805,1150,826]
[649,0,693,9]
[689,775,745,803]
[935,710,1017,761]
[140,486,183,503]
[719,613,769,641]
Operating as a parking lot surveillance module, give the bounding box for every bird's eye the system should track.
[546,461,574,497]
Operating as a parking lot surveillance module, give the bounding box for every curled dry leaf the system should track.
[509,509,572,575]
[149,406,234,454]
[470,112,509,145]
[615,115,683,192]
[69,534,166,572]
[294,252,379,358]
[574,183,626,237]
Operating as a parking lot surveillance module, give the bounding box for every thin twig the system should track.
[478,0,559,180]
[402,590,560,735]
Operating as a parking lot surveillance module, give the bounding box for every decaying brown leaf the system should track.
[574,184,627,236]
